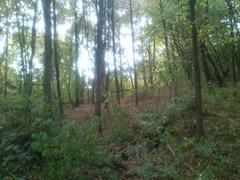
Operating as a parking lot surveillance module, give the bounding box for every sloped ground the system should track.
[66,86,240,179]
[66,88,171,126]
[65,104,93,128]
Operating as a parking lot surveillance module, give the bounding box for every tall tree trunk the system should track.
[111,0,120,105]
[4,27,9,98]
[140,32,147,88]
[199,0,212,84]
[0,57,2,95]
[65,71,74,109]
[27,1,37,96]
[153,37,156,77]
[200,43,212,83]
[95,0,105,117]
[53,0,64,116]
[119,41,124,98]
[74,8,81,107]
[225,0,237,83]
[147,43,153,86]
[159,0,170,61]
[189,0,204,138]
[92,79,95,105]
[16,8,27,95]
[160,0,177,122]
[127,60,135,92]
[203,44,225,86]
[129,0,138,106]
[42,0,53,115]
[104,66,110,112]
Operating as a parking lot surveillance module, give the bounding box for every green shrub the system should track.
[106,127,131,145]
[112,106,128,124]
[193,140,217,159]
[0,96,40,177]
[0,97,117,179]
[138,162,179,179]
[31,119,114,179]
[136,111,167,137]
[0,129,34,175]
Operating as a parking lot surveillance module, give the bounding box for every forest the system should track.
[0,0,240,179]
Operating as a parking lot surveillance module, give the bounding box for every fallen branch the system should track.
[167,143,176,157]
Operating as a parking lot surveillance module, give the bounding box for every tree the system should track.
[129,0,138,106]
[53,0,64,116]
[15,1,27,94]
[225,0,237,83]
[140,29,147,88]
[189,0,204,137]
[4,26,9,98]
[74,2,81,108]
[27,1,37,96]
[14,0,38,96]
[119,40,125,98]
[94,0,106,117]
[147,42,153,86]
[42,0,53,115]
[111,0,120,105]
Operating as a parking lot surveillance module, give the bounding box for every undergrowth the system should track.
[1,85,240,179]
[0,97,118,179]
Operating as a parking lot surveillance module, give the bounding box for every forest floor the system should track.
[65,88,172,178]
[65,86,240,179]
[1,85,239,179]
[66,88,170,128]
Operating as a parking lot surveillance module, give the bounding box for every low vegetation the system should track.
[1,84,240,179]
